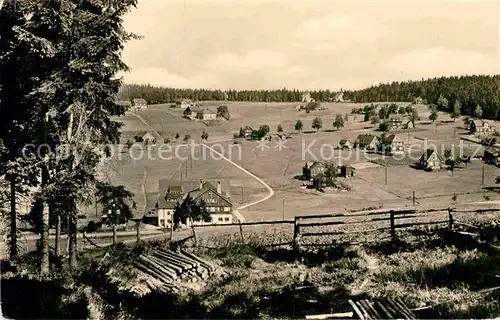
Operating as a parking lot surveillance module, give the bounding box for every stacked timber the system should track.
[348,298,417,319]
[132,249,216,293]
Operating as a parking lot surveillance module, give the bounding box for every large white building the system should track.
[149,180,233,228]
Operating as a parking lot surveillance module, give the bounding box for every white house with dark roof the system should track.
[153,179,233,228]
[472,120,496,135]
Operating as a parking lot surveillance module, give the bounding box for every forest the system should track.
[119,75,500,119]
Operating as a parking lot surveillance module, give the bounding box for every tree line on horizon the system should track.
[119,75,500,119]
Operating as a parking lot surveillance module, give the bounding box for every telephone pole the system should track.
[412,190,416,206]
[481,162,485,185]
[385,166,388,185]
[241,185,243,204]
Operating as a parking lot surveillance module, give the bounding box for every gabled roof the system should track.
[339,139,351,145]
[356,134,379,145]
[382,134,399,144]
[157,179,232,209]
[199,108,216,115]
[133,98,147,104]
[389,114,403,121]
[419,149,444,162]
[190,107,203,113]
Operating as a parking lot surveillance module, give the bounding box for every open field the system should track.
[100,101,500,222]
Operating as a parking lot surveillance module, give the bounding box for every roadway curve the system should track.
[126,112,275,222]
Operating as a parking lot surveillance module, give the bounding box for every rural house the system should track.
[242,126,254,138]
[354,134,379,150]
[340,165,356,178]
[333,91,344,102]
[381,134,404,154]
[142,132,156,144]
[404,120,415,129]
[132,98,147,109]
[413,97,425,104]
[196,108,217,121]
[473,120,496,135]
[176,99,193,109]
[338,139,353,150]
[154,180,233,228]
[419,149,444,171]
[483,148,500,166]
[303,161,327,180]
[388,115,403,130]
[301,91,314,103]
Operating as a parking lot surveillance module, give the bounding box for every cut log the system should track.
[140,255,180,277]
[141,254,183,276]
[153,252,194,271]
[305,312,354,319]
[359,300,375,319]
[160,250,200,268]
[144,254,183,274]
[135,261,176,283]
[391,298,416,319]
[355,301,371,319]
[149,253,190,273]
[375,300,394,319]
[364,300,381,320]
[180,249,214,271]
[382,299,399,319]
[349,299,365,320]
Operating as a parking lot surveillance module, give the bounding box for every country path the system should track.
[127,112,275,222]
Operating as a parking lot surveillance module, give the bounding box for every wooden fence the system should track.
[190,206,500,248]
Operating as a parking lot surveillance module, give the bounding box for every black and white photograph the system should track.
[1,0,499,319]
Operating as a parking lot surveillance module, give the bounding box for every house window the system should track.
[224,217,229,222]
[167,219,171,223]
[218,217,223,222]
[159,219,165,227]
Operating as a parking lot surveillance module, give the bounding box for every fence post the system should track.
[191,224,197,247]
[239,222,245,243]
[448,207,454,231]
[390,211,396,240]
[293,217,299,247]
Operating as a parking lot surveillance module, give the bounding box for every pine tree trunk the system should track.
[9,175,17,260]
[112,224,117,245]
[68,214,77,268]
[40,203,50,275]
[55,211,61,257]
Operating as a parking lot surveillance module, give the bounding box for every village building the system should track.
[240,126,253,139]
[196,108,217,121]
[301,91,314,103]
[413,97,425,105]
[340,165,356,178]
[388,115,404,130]
[404,120,415,129]
[302,161,327,180]
[338,139,353,150]
[132,98,147,109]
[176,99,193,109]
[333,91,344,102]
[381,134,404,154]
[354,134,379,150]
[141,132,156,144]
[473,120,497,135]
[152,180,233,228]
[419,149,444,171]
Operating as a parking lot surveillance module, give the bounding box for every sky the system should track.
[120,0,500,91]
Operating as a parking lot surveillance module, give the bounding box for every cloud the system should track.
[293,13,384,52]
[120,68,195,88]
[383,47,500,78]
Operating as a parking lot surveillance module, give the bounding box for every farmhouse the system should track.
[354,134,379,150]
[473,120,496,135]
[184,106,202,118]
[340,165,356,178]
[303,161,327,180]
[404,120,415,129]
[132,98,147,109]
[413,97,425,104]
[381,134,404,154]
[176,99,193,109]
[388,115,403,130]
[153,180,233,228]
[333,91,344,102]
[419,149,444,171]
[301,91,314,103]
[142,132,156,144]
[196,108,217,121]
[338,139,353,150]
[483,148,500,166]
